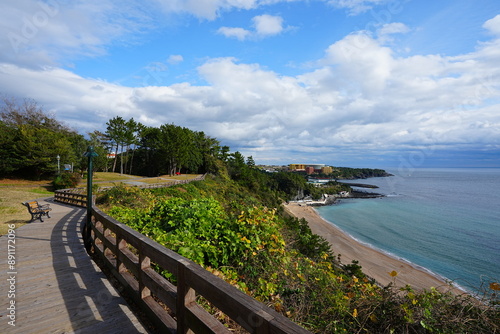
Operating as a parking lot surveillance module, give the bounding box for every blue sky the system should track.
[1,0,500,168]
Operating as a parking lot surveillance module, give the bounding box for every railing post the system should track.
[117,237,127,274]
[177,260,195,334]
[103,226,113,258]
[139,253,151,299]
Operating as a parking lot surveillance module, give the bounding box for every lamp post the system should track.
[83,146,98,252]
[57,155,60,174]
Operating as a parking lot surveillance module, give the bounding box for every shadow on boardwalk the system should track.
[0,199,150,333]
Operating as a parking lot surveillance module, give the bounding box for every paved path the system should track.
[0,198,151,333]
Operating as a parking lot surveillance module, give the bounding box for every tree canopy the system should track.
[0,96,226,179]
[0,97,86,179]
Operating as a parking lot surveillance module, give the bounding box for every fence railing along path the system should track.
[55,174,311,333]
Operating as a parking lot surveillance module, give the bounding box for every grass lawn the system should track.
[0,183,53,235]
[92,173,202,188]
[93,172,142,182]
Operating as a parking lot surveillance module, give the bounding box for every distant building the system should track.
[289,163,332,174]
[322,166,333,174]
[309,164,325,173]
[289,164,306,171]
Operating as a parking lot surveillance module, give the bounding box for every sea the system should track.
[315,168,500,294]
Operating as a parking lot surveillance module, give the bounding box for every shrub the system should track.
[52,172,81,190]
[96,184,152,209]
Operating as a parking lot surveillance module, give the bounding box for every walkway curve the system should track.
[0,198,150,333]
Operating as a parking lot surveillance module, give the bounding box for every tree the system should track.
[193,132,222,174]
[0,97,87,179]
[126,119,143,175]
[88,130,112,172]
[158,124,186,175]
[137,126,163,176]
[227,151,247,180]
[103,117,224,176]
[0,120,18,175]
[105,116,127,173]
[246,156,256,168]
[219,145,230,162]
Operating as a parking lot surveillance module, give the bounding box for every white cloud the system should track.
[152,0,258,20]
[252,14,284,36]
[319,34,394,96]
[167,54,184,64]
[154,0,299,20]
[0,0,154,68]
[483,14,500,36]
[377,22,410,43]
[218,14,285,40]
[327,0,388,15]
[217,27,252,40]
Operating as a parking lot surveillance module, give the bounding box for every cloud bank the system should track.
[0,2,499,166]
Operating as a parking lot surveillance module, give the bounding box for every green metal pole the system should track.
[83,146,98,252]
[86,146,94,225]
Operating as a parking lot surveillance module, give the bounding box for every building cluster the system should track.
[257,164,336,175]
[289,164,333,175]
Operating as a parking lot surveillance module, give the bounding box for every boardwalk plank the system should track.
[0,199,151,333]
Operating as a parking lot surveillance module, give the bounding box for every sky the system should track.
[1,0,500,168]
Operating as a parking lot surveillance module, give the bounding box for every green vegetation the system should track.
[0,97,87,179]
[333,167,393,179]
[52,172,81,190]
[99,168,499,333]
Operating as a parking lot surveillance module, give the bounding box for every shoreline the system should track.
[283,202,465,294]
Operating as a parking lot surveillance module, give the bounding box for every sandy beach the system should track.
[283,202,463,294]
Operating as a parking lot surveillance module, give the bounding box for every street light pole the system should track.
[57,155,60,174]
[82,146,98,252]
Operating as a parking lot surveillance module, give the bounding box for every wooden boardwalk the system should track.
[0,199,151,333]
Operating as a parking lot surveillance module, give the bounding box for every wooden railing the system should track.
[56,174,310,333]
[54,188,88,207]
[89,208,310,333]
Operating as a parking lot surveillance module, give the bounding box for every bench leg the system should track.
[32,212,44,222]
[27,208,51,222]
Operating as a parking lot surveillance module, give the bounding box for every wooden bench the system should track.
[22,201,52,222]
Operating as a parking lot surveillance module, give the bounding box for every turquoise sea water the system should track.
[315,168,500,293]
